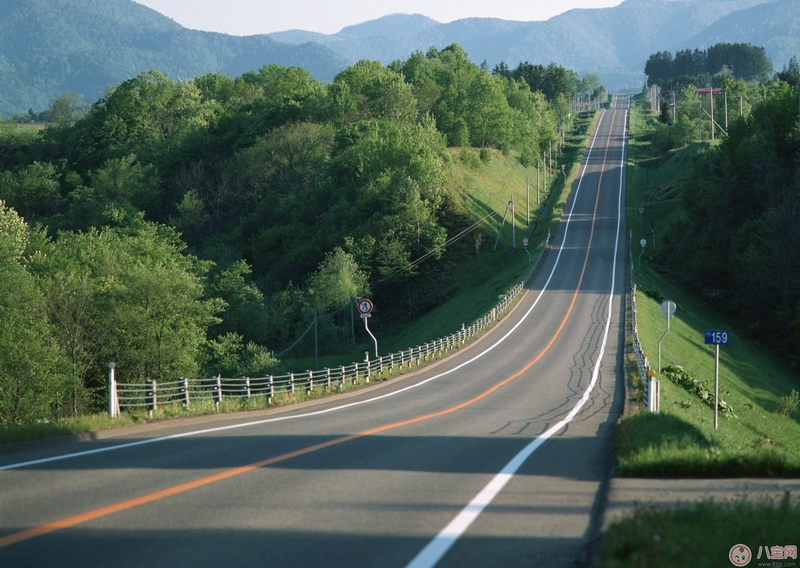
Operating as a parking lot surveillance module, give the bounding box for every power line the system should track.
[373,210,497,287]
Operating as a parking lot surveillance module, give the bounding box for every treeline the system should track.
[492,61,606,102]
[0,45,599,424]
[654,80,800,366]
[645,42,773,88]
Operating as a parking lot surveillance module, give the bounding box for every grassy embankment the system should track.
[616,107,800,477]
[602,105,800,567]
[0,111,601,443]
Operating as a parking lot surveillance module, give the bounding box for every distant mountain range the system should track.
[1,0,798,118]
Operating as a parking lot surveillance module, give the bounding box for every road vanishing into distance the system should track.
[0,96,630,568]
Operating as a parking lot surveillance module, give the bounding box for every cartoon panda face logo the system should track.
[729,544,752,566]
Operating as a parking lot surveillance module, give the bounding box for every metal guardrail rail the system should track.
[112,234,552,416]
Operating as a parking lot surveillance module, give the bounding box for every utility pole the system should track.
[698,102,702,140]
[671,90,676,123]
[724,90,728,131]
[710,89,715,141]
[511,194,516,249]
[526,178,530,226]
[543,152,547,193]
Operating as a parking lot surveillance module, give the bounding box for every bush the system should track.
[778,389,799,418]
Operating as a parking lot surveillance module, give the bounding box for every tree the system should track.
[238,65,326,142]
[659,99,671,124]
[330,60,417,124]
[776,56,800,87]
[30,219,225,392]
[307,248,370,312]
[205,333,279,378]
[0,261,69,424]
[90,154,158,211]
[231,122,333,199]
[0,161,62,221]
[663,84,800,362]
[645,51,673,85]
[670,113,696,147]
[49,92,86,128]
[0,201,69,424]
[0,198,28,262]
[579,73,602,95]
[465,72,514,148]
[209,260,270,344]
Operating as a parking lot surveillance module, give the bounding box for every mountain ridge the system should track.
[2,0,797,118]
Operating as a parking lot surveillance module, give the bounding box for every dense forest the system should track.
[0,45,596,424]
[644,42,773,89]
[652,79,800,367]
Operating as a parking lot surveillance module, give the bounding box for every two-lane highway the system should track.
[0,96,630,568]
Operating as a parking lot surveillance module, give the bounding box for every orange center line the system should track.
[0,112,620,550]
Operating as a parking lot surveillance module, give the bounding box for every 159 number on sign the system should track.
[704,330,729,345]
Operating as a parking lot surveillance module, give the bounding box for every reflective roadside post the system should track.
[108,362,117,418]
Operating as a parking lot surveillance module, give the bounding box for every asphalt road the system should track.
[0,97,630,568]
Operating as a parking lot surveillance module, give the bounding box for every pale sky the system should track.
[132,0,625,35]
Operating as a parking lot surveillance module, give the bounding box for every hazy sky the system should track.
[132,0,625,35]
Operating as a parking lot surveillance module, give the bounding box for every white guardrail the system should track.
[110,234,551,417]
[629,240,659,412]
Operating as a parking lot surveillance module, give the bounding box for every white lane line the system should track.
[0,112,610,473]
[405,108,628,568]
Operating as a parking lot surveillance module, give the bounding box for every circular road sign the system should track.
[640,238,647,248]
[357,299,374,315]
[661,300,677,319]
[522,237,529,246]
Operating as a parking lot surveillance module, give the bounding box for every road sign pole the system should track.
[357,299,377,357]
[705,330,728,430]
[363,315,378,358]
[658,301,676,373]
[714,344,720,430]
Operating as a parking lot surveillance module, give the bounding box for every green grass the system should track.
[603,99,800,568]
[615,107,800,477]
[603,495,800,567]
[0,414,138,444]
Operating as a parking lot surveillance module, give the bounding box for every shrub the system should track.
[777,389,799,418]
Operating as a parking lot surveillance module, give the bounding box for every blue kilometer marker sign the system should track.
[705,330,729,430]
[704,330,729,345]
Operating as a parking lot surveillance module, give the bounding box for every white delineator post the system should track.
[108,362,117,418]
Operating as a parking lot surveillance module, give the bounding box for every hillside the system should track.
[0,0,348,117]
[677,0,800,67]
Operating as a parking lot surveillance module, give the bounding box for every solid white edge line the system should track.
[405,105,628,568]
[0,109,610,473]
